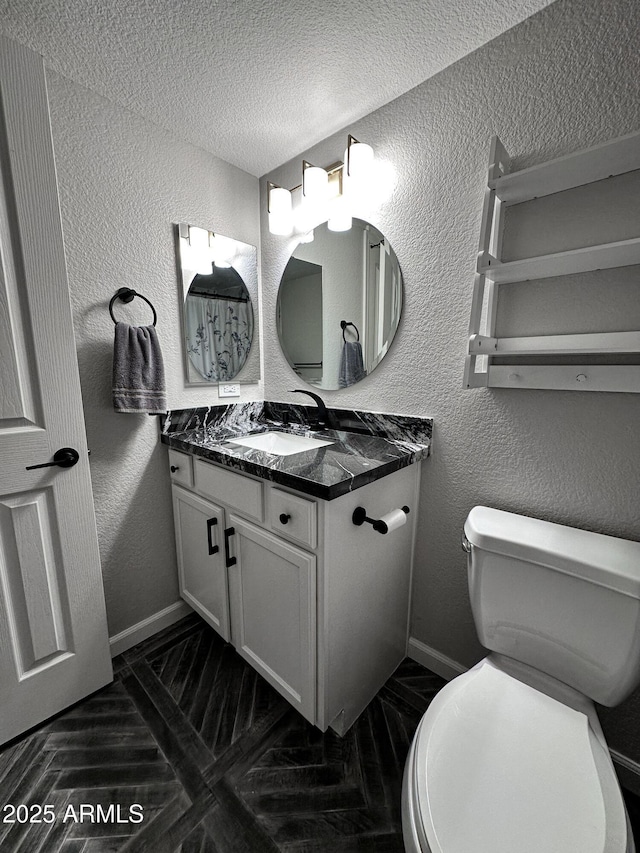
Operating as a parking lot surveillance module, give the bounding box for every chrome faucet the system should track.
[290,389,334,430]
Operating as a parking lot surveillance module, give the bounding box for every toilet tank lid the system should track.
[464,506,640,598]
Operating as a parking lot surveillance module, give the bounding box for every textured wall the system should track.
[0,0,555,175]
[45,71,261,637]
[262,0,640,758]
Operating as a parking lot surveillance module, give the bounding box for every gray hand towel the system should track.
[339,340,366,388]
[112,323,167,413]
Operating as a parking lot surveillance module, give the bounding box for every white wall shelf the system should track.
[469,331,640,357]
[464,130,640,394]
[488,130,640,206]
[477,237,640,283]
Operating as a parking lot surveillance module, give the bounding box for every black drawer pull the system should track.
[170,465,179,473]
[207,517,219,555]
[279,513,291,525]
[224,526,237,568]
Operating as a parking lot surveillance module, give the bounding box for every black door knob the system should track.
[170,465,179,473]
[279,513,291,524]
[26,447,80,470]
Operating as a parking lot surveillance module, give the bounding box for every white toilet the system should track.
[402,505,640,853]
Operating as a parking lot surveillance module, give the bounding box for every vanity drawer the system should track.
[194,459,263,522]
[269,488,317,549]
[168,449,193,489]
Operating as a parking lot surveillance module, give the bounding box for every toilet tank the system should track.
[464,506,640,706]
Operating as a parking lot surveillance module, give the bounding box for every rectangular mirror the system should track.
[175,222,260,385]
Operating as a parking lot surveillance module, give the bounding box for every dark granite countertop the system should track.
[160,403,432,500]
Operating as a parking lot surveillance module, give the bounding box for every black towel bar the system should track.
[109,287,157,326]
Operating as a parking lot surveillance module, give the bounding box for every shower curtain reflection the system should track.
[185,293,253,382]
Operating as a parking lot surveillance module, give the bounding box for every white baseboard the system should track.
[109,600,192,658]
[407,637,467,681]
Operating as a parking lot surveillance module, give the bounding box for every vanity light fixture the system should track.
[336,134,375,220]
[180,224,239,272]
[302,160,329,204]
[209,233,236,268]
[267,134,379,236]
[188,225,209,249]
[186,225,213,274]
[327,195,352,232]
[298,160,329,232]
[267,182,294,236]
[344,134,374,183]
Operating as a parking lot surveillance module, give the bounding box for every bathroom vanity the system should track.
[162,403,431,734]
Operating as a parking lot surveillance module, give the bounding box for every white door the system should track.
[0,35,112,744]
[226,515,316,723]
[172,485,230,640]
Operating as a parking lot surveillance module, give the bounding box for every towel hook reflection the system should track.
[109,287,157,326]
[341,320,360,342]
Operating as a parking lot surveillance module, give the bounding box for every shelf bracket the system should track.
[468,335,498,354]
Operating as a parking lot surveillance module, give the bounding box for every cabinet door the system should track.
[226,514,316,723]
[172,485,230,641]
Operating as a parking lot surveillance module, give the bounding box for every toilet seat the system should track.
[405,658,630,853]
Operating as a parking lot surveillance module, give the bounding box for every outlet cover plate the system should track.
[219,383,240,397]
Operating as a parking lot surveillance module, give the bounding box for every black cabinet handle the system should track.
[224,527,237,568]
[26,447,80,470]
[279,513,291,525]
[207,517,219,555]
[170,465,179,473]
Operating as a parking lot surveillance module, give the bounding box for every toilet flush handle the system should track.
[461,533,471,553]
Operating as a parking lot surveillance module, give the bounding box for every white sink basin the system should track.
[227,431,334,456]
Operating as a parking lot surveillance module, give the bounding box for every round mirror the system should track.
[176,224,258,384]
[184,267,254,382]
[276,218,403,389]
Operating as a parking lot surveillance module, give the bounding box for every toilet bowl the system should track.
[402,506,640,853]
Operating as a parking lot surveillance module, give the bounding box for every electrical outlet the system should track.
[219,383,240,398]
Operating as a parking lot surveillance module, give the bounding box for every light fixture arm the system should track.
[301,161,311,197]
[346,133,359,178]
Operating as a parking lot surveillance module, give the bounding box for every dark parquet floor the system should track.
[1,613,639,852]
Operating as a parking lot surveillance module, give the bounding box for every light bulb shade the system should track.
[303,165,329,203]
[299,164,329,231]
[327,196,352,232]
[209,233,236,266]
[188,225,213,274]
[268,185,293,235]
[189,225,209,250]
[327,213,352,232]
[346,140,374,180]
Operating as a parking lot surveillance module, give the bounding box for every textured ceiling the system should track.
[0,0,555,176]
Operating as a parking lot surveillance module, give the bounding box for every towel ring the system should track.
[341,320,360,342]
[109,287,157,327]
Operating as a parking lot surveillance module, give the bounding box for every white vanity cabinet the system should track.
[226,515,316,722]
[168,448,419,734]
[171,487,229,641]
